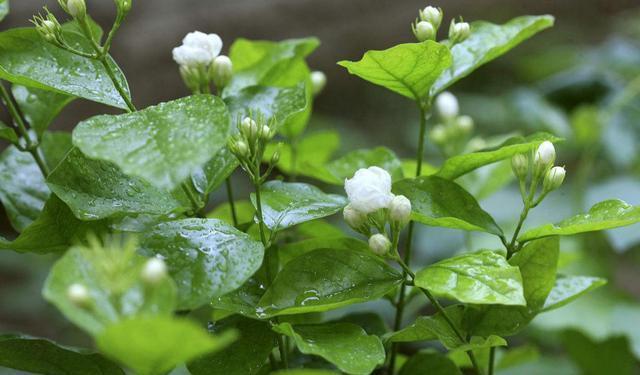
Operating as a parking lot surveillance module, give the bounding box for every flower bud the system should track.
[211,55,233,89]
[456,115,474,134]
[234,140,249,158]
[436,91,459,120]
[543,166,566,192]
[343,204,367,230]
[420,6,443,30]
[389,195,412,224]
[310,71,327,96]
[511,153,528,180]
[270,150,281,165]
[534,141,556,172]
[260,124,274,141]
[369,234,391,256]
[33,14,61,43]
[141,258,167,285]
[115,0,132,13]
[67,283,91,308]
[430,124,447,145]
[65,0,87,19]
[467,137,486,151]
[449,19,471,44]
[414,21,435,42]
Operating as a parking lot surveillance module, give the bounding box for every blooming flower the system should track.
[345,167,394,214]
[172,31,222,68]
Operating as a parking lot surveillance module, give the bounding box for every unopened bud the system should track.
[67,283,91,308]
[430,124,447,145]
[436,91,459,119]
[369,234,391,256]
[414,21,435,42]
[66,0,87,19]
[241,117,258,139]
[420,6,443,30]
[260,124,274,141]
[115,0,132,13]
[534,141,556,173]
[543,166,566,192]
[270,150,281,165]
[234,140,249,158]
[310,71,327,96]
[449,19,470,44]
[389,195,412,224]
[211,55,233,89]
[467,137,486,151]
[456,115,474,133]
[343,204,367,230]
[511,154,528,180]
[141,258,167,285]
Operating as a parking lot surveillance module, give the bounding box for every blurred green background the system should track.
[1,0,640,374]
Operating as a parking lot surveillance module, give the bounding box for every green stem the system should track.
[276,334,289,369]
[98,57,136,112]
[181,182,203,216]
[488,347,496,375]
[225,178,238,227]
[289,136,299,182]
[0,84,50,176]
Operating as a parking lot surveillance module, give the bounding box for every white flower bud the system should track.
[389,195,412,224]
[420,6,443,29]
[270,150,281,165]
[430,124,447,145]
[310,71,327,96]
[467,137,486,151]
[511,153,528,179]
[345,167,394,214]
[456,115,474,133]
[435,91,459,119]
[211,55,233,89]
[343,204,367,230]
[141,258,167,285]
[67,283,91,307]
[173,45,212,68]
[534,141,556,171]
[543,166,566,192]
[66,0,87,19]
[260,124,274,141]
[233,140,249,158]
[369,234,391,256]
[414,21,435,42]
[182,31,222,61]
[449,20,471,44]
[241,117,258,139]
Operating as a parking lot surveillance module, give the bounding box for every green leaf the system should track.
[401,159,439,178]
[139,218,264,310]
[431,15,555,94]
[12,85,74,136]
[0,0,8,21]
[272,371,339,375]
[257,248,403,317]
[96,316,236,375]
[415,250,525,306]
[0,24,131,109]
[192,147,239,197]
[73,95,230,189]
[188,317,276,375]
[338,41,452,102]
[400,351,462,375]
[0,334,124,375]
[274,322,385,375]
[0,120,18,143]
[212,277,266,319]
[332,312,389,337]
[393,176,503,235]
[42,245,177,335]
[387,305,466,349]
[436,132,561,180]
[541,275,607,312]
[279,237,369,266]
[251,181,347,232]
[451,335,507,353]
[562,329,636,375]
[208,199,255,225]
[265,130,340,176]
[519,200,640,243]
[47,148,183,221]
[305,147,404,185]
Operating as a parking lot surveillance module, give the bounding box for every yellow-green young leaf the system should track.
[0,335,124,375]
[431,15,555,95]
[257,249,404,317]
[42,246,177,335]
[273,322,385,375]
[338,41,452,102]
[139,219,264,310]
[47,148,184,221]
[12,85,73,136]
[400,351,462,375]
[436,132,561,180]
[251,181,347,232]
[265,130,341,176]
[96,316,236,375]
[393,176,503,235]
[415,250,525,306]
[188,317,276,375]
[519,200,640,243]
[73,95,230,189]
[0,23,131,109]
[541,275,607,313]
[0,0,8,21]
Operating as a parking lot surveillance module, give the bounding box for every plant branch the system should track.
[225,178,239,227]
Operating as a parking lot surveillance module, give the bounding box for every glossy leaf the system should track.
[42,245,177,335]
[400,351,462,375]
[192,147,239,196]
[73,95,230,189]
[431,15,555,94]
[251,181,347,232]
[387,305,466,349]
[188,317,276,375]
[208,200,255,225]
[393,176,503,235]
[338,41,452,102]
[12,85,74,136]
[0,335,124,375]
[0,24,131,109]
[436,132,561,180]
[279,237,369,266]
[0,120,18,143]
[415,250,525,306]
[257,248,404,317]
[274,322,385,375]
[212,277,266,319]
[139,218,264,310]
[96,316,236,375]
[541,275,607,312]
[519,199,640,242]
[305,147,404,185]
[47,148,183,221]
[332,312,389,337]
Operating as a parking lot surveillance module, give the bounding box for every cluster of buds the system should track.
[58,0,87,20]
[32,10,64,45]
[343,167,412,257]
[430,92,475,157]
[173,31,233,94]
[228,115,280,183]
[511,141,566,206]
[411,5,470,45]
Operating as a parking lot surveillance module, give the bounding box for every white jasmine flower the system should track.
[172,45,212,68]
[141,258,167,285]
[436,91,459,119]
[544,166,566,191]
[389,195,412,224]
[345,167,394,214]
[534,141,556,168]
[67,283,91,307]
[369,234,391,256]
[343,204,367,229]
[182,31,222,61]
